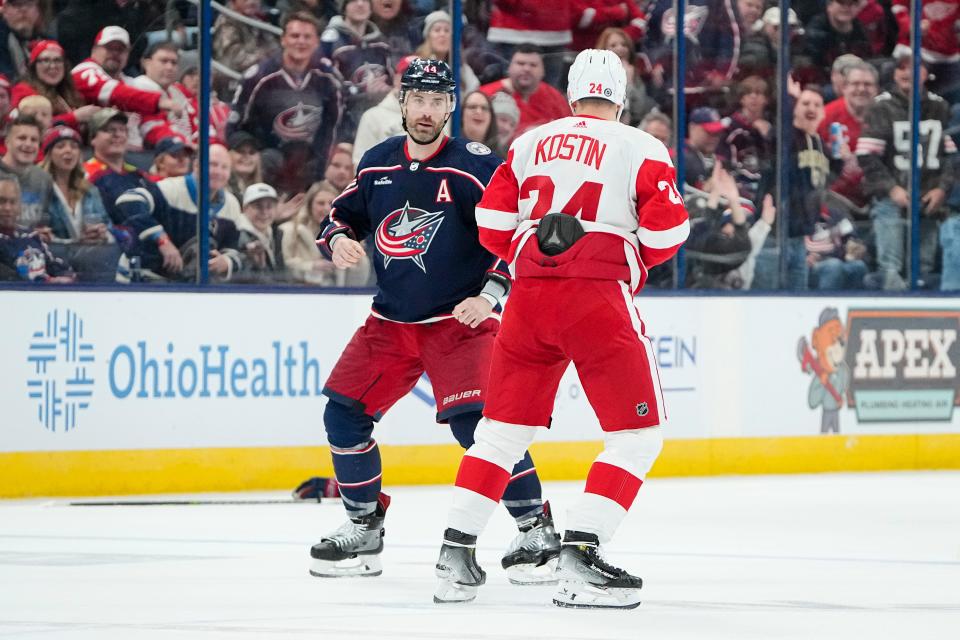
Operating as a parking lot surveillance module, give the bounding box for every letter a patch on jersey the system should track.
[436,178,452,203]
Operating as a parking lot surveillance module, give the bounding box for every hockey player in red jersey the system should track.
[308,59,559,583]
[434,49,690,609]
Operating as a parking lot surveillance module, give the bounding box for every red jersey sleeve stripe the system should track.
[476,206,520,231]
[638,219,690,248]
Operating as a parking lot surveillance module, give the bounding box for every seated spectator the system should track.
[685,163,752,289]
[0,114,54,232]
[11,40,100,131]
[857,49,956,290]
[721,75,773,204]
[858,0,897,58]
[213,0,281,79]
[371,0,416,56]
[227,130,263,200]
[479,45,570,138]
[236,182,288,280]
[805,206,869,290]
[822,53,864,104]
[893,0,960,103]
[595,27,656,126]
[416,11,479,93]
[0,73,11,123]
[126,42,195,152]
[321,0,390,77]
[684,107,726,191]
[0,0,46,82]
[490,91,519,154]
[323,144,355,194]
[55,0,164,77]
[796,0,872,88]
[230,12,342,195]
[639,110,673,147]
[352,56,408,165]
[40,125,123,282]
[157,142,242,225]
[83,108,161,224]
[736,0,764,35]
[486,0,572,87]
[280,180,338,285]
[817,60,879,212]
[460,90,500,157]
[17,95,52,137]
[572,0,648,53]
[738,7,804,82]
[70,27,180,121]
[116,186,244,282]
[148,138,194,182]
[0,174,75,282]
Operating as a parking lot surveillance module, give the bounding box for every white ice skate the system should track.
[551,531,642,609]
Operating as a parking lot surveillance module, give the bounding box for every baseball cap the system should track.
[227,130,261,151]
[243,183,279,207]
[41,126,82,156]
[29,40,64,66]
[154,137,190,157]
[689,107,728,134]
[94,26,131,48]
[88,108,129,137]
[762,7,801,27]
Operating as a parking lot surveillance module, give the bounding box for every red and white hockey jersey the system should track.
[71,58,163,117]
[476,114,690,293]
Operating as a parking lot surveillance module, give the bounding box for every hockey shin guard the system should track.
[324,400,380,516]
[450,413,544,523]
[448,418,538,535]
[567,427,664,543]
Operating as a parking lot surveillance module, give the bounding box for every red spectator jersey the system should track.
[476,115,689,292]
[893,0,959,62]
[487,0,573,46]
[571,0,649,52]
[818,97,868,206]
[478,80,571,139]
[71,59,163,117]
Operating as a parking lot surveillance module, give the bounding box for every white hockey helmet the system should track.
[566,49,627,118]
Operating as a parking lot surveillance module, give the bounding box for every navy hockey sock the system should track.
[324,400,381,517]
[449,413,543,523]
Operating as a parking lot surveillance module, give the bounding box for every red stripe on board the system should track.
[455,455,511,502]
[584,461,642,510]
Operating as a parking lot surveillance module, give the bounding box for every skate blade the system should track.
[551,581,641,609]
[309,554,382,578]
[506,556,559,585]
[433,579,478,603]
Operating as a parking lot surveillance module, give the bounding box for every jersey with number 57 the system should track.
[476,114,689,293]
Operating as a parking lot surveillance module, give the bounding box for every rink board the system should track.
[1,289,959,497]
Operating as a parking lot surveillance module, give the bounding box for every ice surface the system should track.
[1,472,959,639]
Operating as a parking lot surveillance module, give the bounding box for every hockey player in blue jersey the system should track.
[309,59,559,583]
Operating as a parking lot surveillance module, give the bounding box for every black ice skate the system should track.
[501,501,561,585]
[552,530,643,609]
[433,528,486,603]
[309,493,390,577]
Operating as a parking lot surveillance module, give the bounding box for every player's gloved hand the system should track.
[331,236,366,269]
[292,476,341,502]
[453,296,493,329]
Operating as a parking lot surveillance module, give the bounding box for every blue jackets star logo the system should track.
[374,201,445,272]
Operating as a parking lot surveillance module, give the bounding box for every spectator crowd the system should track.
[0,0,958,291]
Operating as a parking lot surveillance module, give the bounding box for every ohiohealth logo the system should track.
[26,309,95,432]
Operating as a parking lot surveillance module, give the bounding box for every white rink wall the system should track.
[2,289,959,497]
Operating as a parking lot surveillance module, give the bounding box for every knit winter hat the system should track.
[422,10,451,38]
[490,92,519,124]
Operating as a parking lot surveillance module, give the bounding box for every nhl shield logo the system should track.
[374,201,445,272]
[636,402,649,417]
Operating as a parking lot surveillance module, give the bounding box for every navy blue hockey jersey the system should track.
[318,136,508,323]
